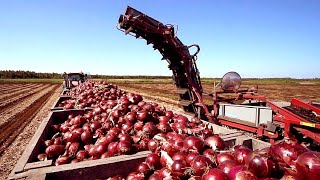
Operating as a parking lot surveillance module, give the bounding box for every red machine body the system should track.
[117,6,320,146]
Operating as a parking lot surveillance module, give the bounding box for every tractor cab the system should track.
[62,72,87,89]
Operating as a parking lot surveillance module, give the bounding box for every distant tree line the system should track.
[0,70,61,79]
[91,75,172,79]
[0,70,172,79]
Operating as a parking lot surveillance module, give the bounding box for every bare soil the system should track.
[0,84,61,180]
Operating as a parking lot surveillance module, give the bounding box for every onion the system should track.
[137,110,149,122]
[175,115,188,124]
[234,147,252,165]
[218,160,239,174]
[295,151,320,180]
[142,122,158,137]
[165,111,174,119]
[183,136,204,153]
[68,142,80,156]
[158,116,170,123]
[37,153,47,161]
[90,121,102,132]
[126,172,145,180]
[138,138,150,151]
[45,145,65,158]
[231,170,257,180]
[118,133,133,143]
[190,155,215,176]
[55,155,71,166]
[172,151,188,161]
[217,152,235,164]
[245,150,280,178]
[171,160,188,178]
[186,152,199,166]
[125,112,137,124]
[148,173,161,180]
[81,130,92,145]
[202,149,216,162]
[147,139,160,152]
[134,121,144,131]
[202,168,228,180]
[158,167,172,179]
[76,150,89,161]
[107,142,119,156]
[117,140,132,155]
[270,140,309,167]
[157,122,172,134]
[205,135,226,151]
[136,162,150,175]
[146,153,161,169]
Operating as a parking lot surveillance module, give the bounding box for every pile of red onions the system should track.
[42,80,320,180]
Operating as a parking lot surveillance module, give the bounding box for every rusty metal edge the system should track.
[10,151,151,180]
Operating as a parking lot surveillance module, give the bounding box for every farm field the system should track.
[107,78,320,106]
[0,82,61,179]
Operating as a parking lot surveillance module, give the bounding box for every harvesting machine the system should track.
[117,6,320,146]
[62,72,87,89]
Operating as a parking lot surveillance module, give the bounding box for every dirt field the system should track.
[117,81,320,105]
[0,83,61,179]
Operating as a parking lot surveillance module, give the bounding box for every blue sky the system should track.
[0,0,319,78]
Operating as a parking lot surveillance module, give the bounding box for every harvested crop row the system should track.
[0,84,51,110]
[0,84,44,101]
[0,84,61,179]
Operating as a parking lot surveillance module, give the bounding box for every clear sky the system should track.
[0,0,319,78]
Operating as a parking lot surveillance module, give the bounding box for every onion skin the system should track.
[45,145,65,158]
[218,160,239,174]
[202,168,229,180]
[190,155,216,176]
[205,135,226,151]
[171,160,188,178]
[183,136,204,153]
[146,153,161,169]
[270,140,308,167]
[295,151,320,180]
[216,153,235,165]
[234,148,252,165]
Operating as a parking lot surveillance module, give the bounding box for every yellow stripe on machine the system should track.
[300,122,316,127]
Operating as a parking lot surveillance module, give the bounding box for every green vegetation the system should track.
[0,79,62,84]
[1,70,319,85]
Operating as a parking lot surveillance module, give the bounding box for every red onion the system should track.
[295,151,320,180]
[107,142,118,156]
[171,160,188,178]
[172,151,188,161]
[147,139,160,152]
[136,162,150,174]
[185,152,199,166]
[245,150,280,178]
[81,130,92,145]
[234,147,252,165]
[270,140,308,167]
[216,152,235,164]
[183,136,204,153]
[205,135,226,151]
[202,168,228,180]
[117,140,132,155]
[218,160,239,174]
[146,153,161,169]
[45,145,65,157]
[190,155,216,176]
[76,150,89,161]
